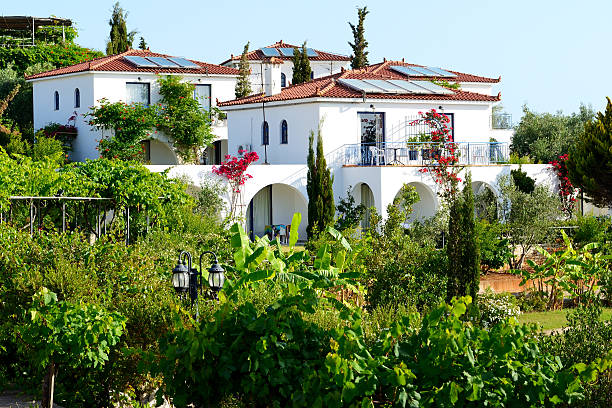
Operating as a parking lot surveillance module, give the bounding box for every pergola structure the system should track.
[0,16,72,46]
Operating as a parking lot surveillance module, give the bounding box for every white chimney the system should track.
[263,58,283,96]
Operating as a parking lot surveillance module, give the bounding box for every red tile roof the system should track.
[218,62,500,107]
[220,40,351,65]
[26,49,239,80]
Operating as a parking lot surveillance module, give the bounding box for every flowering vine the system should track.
[550,154,577,218]
[212,150,259,220]
[411,109,462,201]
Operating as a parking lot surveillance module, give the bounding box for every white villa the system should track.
[26,49,239,164]
[220,41,351,93]
[31,48,588,241]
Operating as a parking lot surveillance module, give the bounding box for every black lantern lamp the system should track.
[172,251,192,294]
[200,251,225,299]
[172,250,225,307]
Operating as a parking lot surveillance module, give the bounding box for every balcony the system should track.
[341,142,509,166]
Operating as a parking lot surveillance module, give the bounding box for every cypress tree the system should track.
[106,2,136,55]
[291,42,312,85]
[348,7,370,69]
[138,36,147,50]
[447,172,480,301]
[235,42,252,99]
[300,42,312,82]
[292,47,304,85]
[316,128,335,227]
[306,131,318,238]
[306,127,335,238]
[567,97,612,207]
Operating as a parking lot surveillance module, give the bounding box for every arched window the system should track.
[310,71,314,80]
[54,91,59,110]
[280,120,288,144]
[280,73,286,88]
[262,121,269,145]
[74,88,80,108]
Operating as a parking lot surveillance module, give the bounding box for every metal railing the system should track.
[342,142,509,166]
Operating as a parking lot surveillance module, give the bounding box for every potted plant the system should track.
[406,133,430,161]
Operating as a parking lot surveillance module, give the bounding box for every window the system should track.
[54,91,59,110]
[126,82,150,105]
[310,71,314,80]
[74,88,80,108]
[280,73,286,88]
[194,84,211,112]
[262,121,269,145]
[280,120,288,144]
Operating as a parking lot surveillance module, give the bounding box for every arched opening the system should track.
[352,182,375,229]
[74,88,80,108]
[246,183,308,242]
[472,181,498,221]
[54,91,59,110]
[280,120,288,144]
[280,72,286,88]
[141,139,178,165]
[394,182,436,223]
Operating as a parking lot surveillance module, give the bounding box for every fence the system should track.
[0,196,151,243]
[342,142,509,166]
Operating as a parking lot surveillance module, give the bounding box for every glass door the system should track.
[358,112,384,165]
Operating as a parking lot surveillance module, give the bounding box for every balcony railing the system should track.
[342,142,509,166]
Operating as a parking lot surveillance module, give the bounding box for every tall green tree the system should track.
[348,6,369,69]
[567,97,612,207]
[306,127,335,238]
[106,2,136,55]
[511,104,594,163]
[138,36,147,50]
[447,172,480,302]
[235,42,252,98]
[291,42,312,85]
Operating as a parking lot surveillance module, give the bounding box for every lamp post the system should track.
[172,250,225,318]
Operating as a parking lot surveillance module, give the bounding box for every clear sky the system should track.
[6,0,612,123]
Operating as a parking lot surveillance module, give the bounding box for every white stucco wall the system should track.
[31,71,237,163]
[226,59,350,93]
[146,162,563,240]
[225,97,497,166]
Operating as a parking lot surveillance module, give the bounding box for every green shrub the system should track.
[572,215,611,247]
[0,225,186,406]
[540,305,612,407]
[477,220,511,272]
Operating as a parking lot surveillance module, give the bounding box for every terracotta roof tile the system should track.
[220,41,351,65]
[218,64,500,107]
[26,49,239,80]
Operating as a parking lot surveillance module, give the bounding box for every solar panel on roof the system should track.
[409,66,442,76]
[360,79,407,94]
[278,47,297,57]
[123,55,159,68]
[145,57,181,68]
[386,80,434,94]
[168,57,200,68]
[389,65,426,77]
[306,48,318,57]
[338,79,388,93]
[411,80,455,94]
[426,67,456,77]
[261,47,280,57]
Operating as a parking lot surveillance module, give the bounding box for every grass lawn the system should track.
[518,308,612,330]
